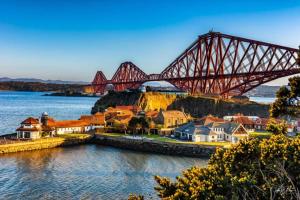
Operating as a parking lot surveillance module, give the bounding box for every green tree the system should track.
[128,117,140,134]
[154,135,300,199]
[270,76,300,118]
[139,117,149,134]
[266,118,288,135]
[289,76,300,101]
[128,117,149,134]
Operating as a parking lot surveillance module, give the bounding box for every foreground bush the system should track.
[154,135,300,199]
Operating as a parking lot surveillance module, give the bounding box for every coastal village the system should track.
[15,94,298,146]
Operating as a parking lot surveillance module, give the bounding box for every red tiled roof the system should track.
[106,114,132,125]
[200,115,225,125]
[50,120,89,128]
[80,112,105,125]
[21,117,39,125]
[233,116,254,125]
[115,105,141,111]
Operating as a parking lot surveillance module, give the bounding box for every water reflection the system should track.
[0,145,208,199]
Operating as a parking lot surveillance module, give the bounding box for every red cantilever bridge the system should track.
[92,32,300,96]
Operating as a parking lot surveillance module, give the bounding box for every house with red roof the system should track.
[16,117,42,139]
[223,114,256,132]
[16,112,106,139]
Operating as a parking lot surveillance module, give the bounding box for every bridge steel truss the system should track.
[92,32,300,96]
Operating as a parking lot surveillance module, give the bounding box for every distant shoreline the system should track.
[0,81,85,93]
[43,92,99,97]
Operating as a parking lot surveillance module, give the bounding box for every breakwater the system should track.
[0,134,217,157]
[0,135,92,154]
[93,134,216,157]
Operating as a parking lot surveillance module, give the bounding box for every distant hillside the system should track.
[246,85,281,97]
[0,77,89,85]
[0,81,85,92]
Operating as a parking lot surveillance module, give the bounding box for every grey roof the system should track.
[207,122,240,135]
[176,121,242,136]
[194,126,216,136]
[175,122,217,136]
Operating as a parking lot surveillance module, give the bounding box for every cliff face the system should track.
[91,91,141,113]
[167,96,270,118]
[138,92,177,111]
[91,91,270,117]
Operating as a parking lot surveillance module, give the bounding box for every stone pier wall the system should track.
[0,136,92,154]
[94,135,216,158]
[0,134,217,157]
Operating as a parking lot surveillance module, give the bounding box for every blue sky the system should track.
[0,0,300,85]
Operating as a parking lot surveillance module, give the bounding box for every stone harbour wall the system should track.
[0,134,217,157]
[0,136,92,154]
[93,135,216,158]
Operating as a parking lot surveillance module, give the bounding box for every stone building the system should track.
[154,110,189,128]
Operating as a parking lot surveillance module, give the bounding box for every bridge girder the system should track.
[92,32,300,96]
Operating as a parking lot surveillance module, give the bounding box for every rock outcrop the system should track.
[91,91,270,117]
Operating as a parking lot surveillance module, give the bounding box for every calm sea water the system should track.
[0,91,98,135]
[0,144,207,199]
[0,91,275,135]
[0,91,207,199]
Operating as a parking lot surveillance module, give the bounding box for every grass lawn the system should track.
[250,131,272,139]
[143,134,179,143]
[98,132,230,147]
[57,133,92,139]
[98,132,125,137]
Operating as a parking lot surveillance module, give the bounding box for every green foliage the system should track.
[266,118,288,135]
[289,76,300,100]
[270,76,300,118]
[128,117,149,133]
[154,135,300,199]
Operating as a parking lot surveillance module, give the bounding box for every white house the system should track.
[175,121,249,143]
[16,112,106,139]
[16,117,42,139]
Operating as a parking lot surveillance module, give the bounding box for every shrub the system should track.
[154,135,300,199]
